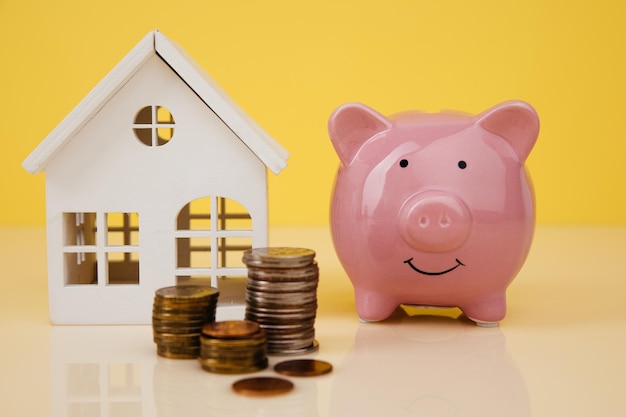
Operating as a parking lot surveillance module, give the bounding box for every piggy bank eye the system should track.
[399,159,409,168]
[458,160,467,169]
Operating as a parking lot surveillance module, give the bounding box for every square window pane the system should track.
[65,252,98,285]
[177,238,211,268]
[107,252,139,285]
[218,237,252,268]
[64,212,97,246]
[107,213,139,246]
[216,276,247,305]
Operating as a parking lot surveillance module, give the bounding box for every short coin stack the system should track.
[152,285,219,359]
[243,247,319,355]
[198,320,268,374]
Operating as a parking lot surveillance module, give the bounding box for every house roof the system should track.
[22,30,289,175]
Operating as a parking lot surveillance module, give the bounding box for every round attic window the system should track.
[133,106,175,146]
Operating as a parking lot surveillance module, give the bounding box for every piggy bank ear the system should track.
[328,103,392,165]
[476,101,539,162]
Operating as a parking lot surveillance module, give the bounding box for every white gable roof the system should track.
[22,30,289,175]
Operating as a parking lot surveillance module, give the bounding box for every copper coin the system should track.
[232,377,294,397]
[202,320,260,339]
[274,359,332,377]
[155,285,219,301]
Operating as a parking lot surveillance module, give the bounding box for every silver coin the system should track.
[242,247,316,269]
[254,319,315,330]
[245,305,317,316]
[245,292,317,304]
[245,301,317,311]
[247,265,319,282]
[246,281,318,293]
[267,340,319,356]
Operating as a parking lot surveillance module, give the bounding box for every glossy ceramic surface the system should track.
[328,102,539,324]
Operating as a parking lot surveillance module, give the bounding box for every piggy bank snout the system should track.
[398,191,472,252]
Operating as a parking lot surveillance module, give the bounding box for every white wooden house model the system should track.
[22,31,289,325]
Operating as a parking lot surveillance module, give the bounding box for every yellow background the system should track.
[1,0,625,226]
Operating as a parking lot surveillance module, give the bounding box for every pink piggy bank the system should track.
[328,101,539,325]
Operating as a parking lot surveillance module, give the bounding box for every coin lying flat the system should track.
[155,285,219,300]
[274,359,333,377]
[202,320,260,339]
[268,339,319,356]
[232,377,294,397]
[242,247,316,268]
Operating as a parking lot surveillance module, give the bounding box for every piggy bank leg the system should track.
[461,293,506,327]
[354,289,398,322]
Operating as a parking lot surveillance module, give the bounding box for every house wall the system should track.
[44,55,268,324]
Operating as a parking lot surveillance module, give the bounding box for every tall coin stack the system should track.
[198,320,268,374]
[243,247,319,355]
[152,285,219,359]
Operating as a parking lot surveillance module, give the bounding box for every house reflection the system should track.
[50,325,320,417]
[51,326,154,417]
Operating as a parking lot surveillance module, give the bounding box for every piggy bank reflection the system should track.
[330,310,530,417]
[328,101,539,325]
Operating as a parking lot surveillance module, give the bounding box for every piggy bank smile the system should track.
[404,257,465,276]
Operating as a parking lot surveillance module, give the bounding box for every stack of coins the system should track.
[198,320,268,373]
[243,247,319,355]
[152,285,219,359]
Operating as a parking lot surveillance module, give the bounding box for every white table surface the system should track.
[1,225,625,416]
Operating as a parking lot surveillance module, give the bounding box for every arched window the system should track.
[175,196,252,305]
